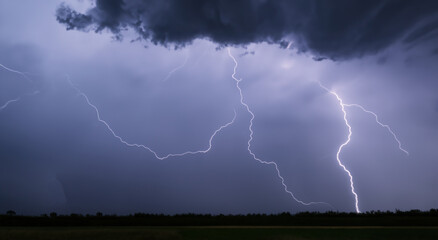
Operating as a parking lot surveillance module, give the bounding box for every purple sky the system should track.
[0,0,437,215]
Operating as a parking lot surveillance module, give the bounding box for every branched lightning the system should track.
[0,44,409,214]
[319,83,409,213]
[344,103,409,156]
[319,83,360,213]
[162,56,189,82]
[227,48,332,208]
[0,63,39,112]
[66,76,236,160]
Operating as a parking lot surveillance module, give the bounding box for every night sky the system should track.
[1,0,437,215]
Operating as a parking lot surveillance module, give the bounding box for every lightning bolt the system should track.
[319,83,409,213]
[162,56,189,82]
[1,63,39,112]
[0,98,21,111]
[66,76,236,160]
[227,48,332,209]
[318,83,360,213]
[0,91,40,112]
[344,103,409,156]
[0,63,32,82]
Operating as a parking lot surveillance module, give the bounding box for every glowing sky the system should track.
[0,0,437,215]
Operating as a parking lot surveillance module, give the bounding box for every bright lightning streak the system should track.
[227,48,332,208]
[162,56,189,82]
[67,76,236,160]
[344,103,409,156]
[318,83,360,213]
[319,83,409,213]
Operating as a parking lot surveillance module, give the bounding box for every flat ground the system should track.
[1,226,437,240]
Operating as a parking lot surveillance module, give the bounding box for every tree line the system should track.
[1,209,437,226]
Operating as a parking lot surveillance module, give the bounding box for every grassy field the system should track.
[1,226,437,240]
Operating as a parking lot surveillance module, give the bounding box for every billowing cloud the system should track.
[56,0,438,60]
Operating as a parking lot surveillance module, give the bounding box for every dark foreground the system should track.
[1,210,437,239]
[1,226,438,240]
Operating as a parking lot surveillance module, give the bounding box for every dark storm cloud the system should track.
[56,3,93,31]
[56,0,438,60]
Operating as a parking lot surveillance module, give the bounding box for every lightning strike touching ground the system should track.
[344,103,409,156]
[162,55,189,82]
[319,83,360,213]
[227,48,332,209]
[319,83,410,213]
[66,76,236,160]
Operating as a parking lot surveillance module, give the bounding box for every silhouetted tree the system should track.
[6,210,16,216]
[50,212,57,217]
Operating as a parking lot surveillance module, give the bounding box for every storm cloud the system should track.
[56,0,438,60]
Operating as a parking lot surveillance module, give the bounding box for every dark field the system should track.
[1,226,438,240]
[1,211,437,239]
